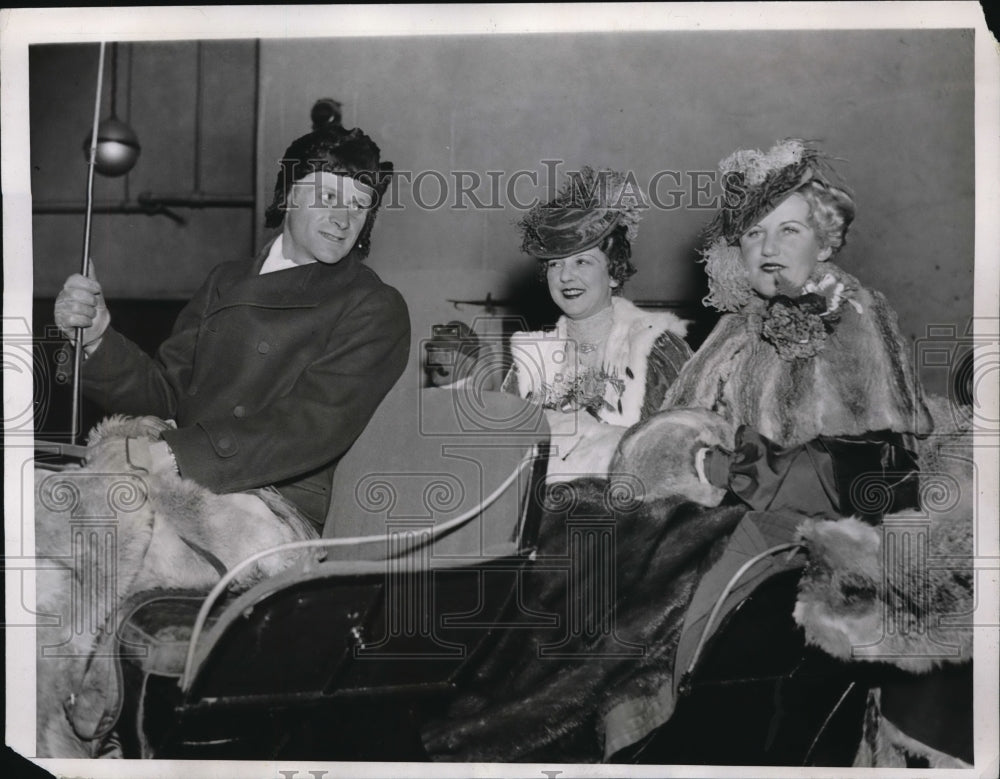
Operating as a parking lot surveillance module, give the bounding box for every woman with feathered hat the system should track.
[502,167,692,481]
[660,140,972,768]
[662,139,934,517]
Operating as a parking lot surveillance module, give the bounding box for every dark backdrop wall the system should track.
[31,30,974,399]
[30,41,258,298]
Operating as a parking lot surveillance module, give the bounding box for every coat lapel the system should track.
[207,238,363,316]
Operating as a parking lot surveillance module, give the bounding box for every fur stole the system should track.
[661,265,933,447]
[505,299,688,481]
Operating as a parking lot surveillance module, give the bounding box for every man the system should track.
[54,125,411,530]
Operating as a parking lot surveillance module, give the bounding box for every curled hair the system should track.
[701,239,753,313]
[537,224,638,294]
[796,180,855,255]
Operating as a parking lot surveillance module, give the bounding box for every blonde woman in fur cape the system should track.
[502,167,691,482]
[661,140,972,767]
[661,139,933,518]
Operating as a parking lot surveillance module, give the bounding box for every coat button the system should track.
[188,385,198,396]
[217,436,233,451]
[233,405,246,418]
[257,340,270,354]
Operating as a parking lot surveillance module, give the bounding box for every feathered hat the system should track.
[518,167,645,259]
[706,138,840,246]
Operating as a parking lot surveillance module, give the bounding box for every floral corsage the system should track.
[760,272,863,360]
[537,369,625,419]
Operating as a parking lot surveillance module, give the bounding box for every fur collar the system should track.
[662,275,933,446]
[508,298,688,426]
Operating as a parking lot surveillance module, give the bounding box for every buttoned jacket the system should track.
[81,240,411,524]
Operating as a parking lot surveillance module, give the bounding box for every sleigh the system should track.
[109,385,552,759]
[43,382,973,765]
[116,511,869,763]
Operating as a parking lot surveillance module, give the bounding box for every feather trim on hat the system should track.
[519,167,646,259]
[705,139,846,247]
[718,138,807,186]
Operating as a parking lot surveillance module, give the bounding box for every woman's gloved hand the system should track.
[54,265,110,351]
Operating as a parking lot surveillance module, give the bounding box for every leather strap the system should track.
[178,535,229,578]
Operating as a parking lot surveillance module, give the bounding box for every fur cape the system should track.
[504,298,690,480]
[661,264,933,447]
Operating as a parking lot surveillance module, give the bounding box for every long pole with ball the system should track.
[71,41,106,446]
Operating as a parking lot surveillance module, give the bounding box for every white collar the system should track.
[259,234,316,274]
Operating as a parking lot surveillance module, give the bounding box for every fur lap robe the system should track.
[794,395,973,670]
[34,415,317,758]
[793,513,972,674]
[421,480,746,763]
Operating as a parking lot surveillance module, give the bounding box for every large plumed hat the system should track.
[518,167,644,260]
[705,138,840,246]
[264,125,394,256]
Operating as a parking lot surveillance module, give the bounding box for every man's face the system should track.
[283,171,374,265]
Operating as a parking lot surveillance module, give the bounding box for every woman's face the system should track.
[544,247,617,320]
[739,193,831,297]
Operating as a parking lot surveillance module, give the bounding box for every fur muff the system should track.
[610,408,735,506]
[792,397,974,673]
[35,414,317,758]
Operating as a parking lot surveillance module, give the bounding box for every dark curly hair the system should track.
[264,126,393,258]
[537,223,637,294]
